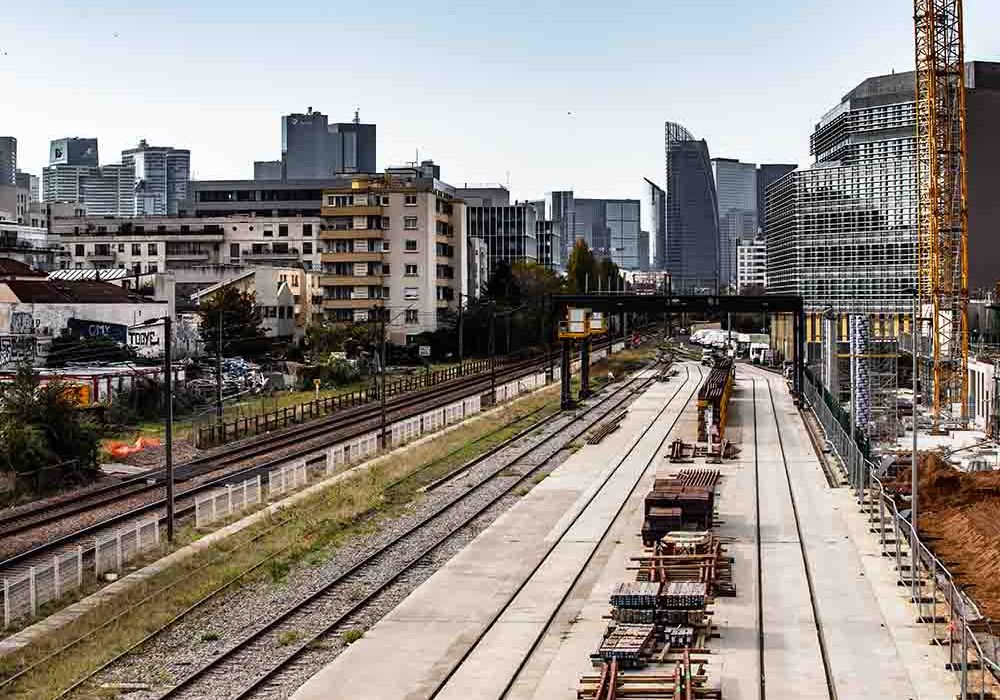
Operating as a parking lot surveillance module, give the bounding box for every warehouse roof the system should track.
[0,279,160,304]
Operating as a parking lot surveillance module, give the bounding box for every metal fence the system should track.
[196,357,505,448]
[195,475,263,528]
[804,372,1000,699]
[94,517,161,578]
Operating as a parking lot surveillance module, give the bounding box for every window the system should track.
[405,309,419,324]
[148,243,157,255]
[263,227,273,237]
[382,286,390,299]
[405,264,418,276]
[278,306,285,319]
[181,224,189,232]
[132,262,141,274]
[231,243,240,259]
[403,217,417,231]
[147,262,158,273]
[132,243,142,256]
[380,195,390,205]
[403,287,419,300]
[287,306,294,318]
[291,275,299,288]
[303,242,313,254]
[381,216,390,230]
[381,263,390,275]
[333,240,351,253]
[382,239,390,252]
[302,224,312,237]
[405,239,418,251]
[117,243,125,253]
[75,244,84,256]
[404,194,417,206]
[278,224,288,237]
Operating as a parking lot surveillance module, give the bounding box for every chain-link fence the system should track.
[804,372,1000,699]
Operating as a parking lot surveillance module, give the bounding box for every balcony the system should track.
[242,248,300,260]
[319,274,383,286]
[320,251,382,263]
[321,298,382,310]
[166,250,210,261]
[319,205,382,217]
[319,228,384,240]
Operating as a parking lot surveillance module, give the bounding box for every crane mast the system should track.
[913,0,969,427]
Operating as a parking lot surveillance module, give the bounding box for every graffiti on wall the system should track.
[0,336,37,367]
[10,312,35,335]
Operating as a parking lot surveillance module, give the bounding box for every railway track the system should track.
[753,377,836,700]
[420,364,704,700]
[69,367,667,700]
[0,335,648,584]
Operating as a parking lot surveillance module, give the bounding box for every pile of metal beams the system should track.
[589,412,629,445]
[697,360,734,443]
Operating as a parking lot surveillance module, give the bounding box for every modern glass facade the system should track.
[642,178,665,270]
[122,140,191,216]
[466,203,538,270]
[664,122,720,292]
[766,72,919,314]
[711,158,757,291]
[0,137,15,186]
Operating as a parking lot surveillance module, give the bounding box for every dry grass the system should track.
[0,346,654,699]
[0,383,561,700]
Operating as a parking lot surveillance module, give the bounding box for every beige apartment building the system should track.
[319,171,467,343]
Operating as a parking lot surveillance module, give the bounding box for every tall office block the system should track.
[756,164,796,235]
[664,122,720,292]
[0,137,16,186]
[712,158,758,292]
[546,190,576,264]
[466,202,538,269]
[49,138,99,167]
[767,62,1000,314]
[277,108,376,180]
[122,140,191,216]
[642,178,666,270]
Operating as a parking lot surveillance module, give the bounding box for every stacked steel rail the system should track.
[580,465,728,699]
[696,359,734,443]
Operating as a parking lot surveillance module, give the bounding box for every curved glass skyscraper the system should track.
[664,122,720,293]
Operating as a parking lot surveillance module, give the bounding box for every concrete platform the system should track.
[291,365,703,700]
[292,364,961,700]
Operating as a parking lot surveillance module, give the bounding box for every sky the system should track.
[2,0,998,202]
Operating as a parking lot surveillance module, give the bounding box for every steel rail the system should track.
[153,370,661,700]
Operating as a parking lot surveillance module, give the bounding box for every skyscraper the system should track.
[0,137,16,186]
[122,140,191,216]
[642,178,665,270]
[711,158,757,291]
[664,122,720,292]
[43,138,133,215]
[274,108,376,180]
[756,164,796,235]
[766,62,1000,313]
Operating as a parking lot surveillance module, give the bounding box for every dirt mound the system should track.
[890,453,1000,619]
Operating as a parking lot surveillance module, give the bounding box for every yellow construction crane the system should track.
[913,0,969,427]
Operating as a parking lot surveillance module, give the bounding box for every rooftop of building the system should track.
[1,279,160,304]
[0,258,47,278]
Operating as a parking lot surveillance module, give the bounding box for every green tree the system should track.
[481,260,520,306]
[596,257,623,292]
[565,240,598,293]
[0,365,100,476]
[198,287,271,360]
[304,322,377,360]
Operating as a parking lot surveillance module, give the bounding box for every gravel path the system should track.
[86,374,654,700]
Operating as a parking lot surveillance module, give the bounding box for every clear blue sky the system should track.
[2,0,998,201]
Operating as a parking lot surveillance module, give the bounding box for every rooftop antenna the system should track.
[354,107,360,124]
[506,170,510,189]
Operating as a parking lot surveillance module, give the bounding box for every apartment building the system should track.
[51,215,322,279]
[319,171,467,343]
[736,237,766,293]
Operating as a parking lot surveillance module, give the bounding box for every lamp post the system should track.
[139,316,175,542]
